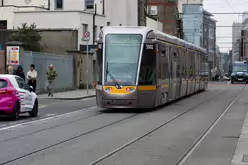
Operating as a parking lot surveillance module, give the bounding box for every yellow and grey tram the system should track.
[95,26,209,109]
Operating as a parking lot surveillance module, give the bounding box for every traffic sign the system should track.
[83,31,90,41]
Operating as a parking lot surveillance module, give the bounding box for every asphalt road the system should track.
[0,82,246,165]
[0,97,97,128]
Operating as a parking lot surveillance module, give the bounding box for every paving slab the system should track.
[232,107,248,165]
[38,89,96,100]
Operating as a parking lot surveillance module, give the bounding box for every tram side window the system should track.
[200,54,204,77]
[195,53,199,77]
[139,44,157,85]
[189,51,193,78]
[164,47,169,78]
[159,45,168,79]
[192,53,196,78]
[185,50,188,77]
[180,50,185,78]
[174,50,180,77]
[96,43,103,85]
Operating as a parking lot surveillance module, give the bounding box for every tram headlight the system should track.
[126,87,135,93]
[105,87,113,93]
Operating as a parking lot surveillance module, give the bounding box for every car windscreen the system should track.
[0,79,8,89]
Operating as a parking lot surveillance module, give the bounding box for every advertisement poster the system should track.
[6,46,19,65]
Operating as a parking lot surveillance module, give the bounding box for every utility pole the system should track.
[93,4,97,45]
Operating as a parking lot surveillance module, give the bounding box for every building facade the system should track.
[203,10,216,71]
[182,3,203,47]
[179,0,216,77]
[0,0,160,52]
[147,0,179,36]
[232,22,242,61]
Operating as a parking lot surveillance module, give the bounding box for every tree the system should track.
[9,23,44,51]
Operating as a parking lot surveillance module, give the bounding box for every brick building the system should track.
[147,0,180,37]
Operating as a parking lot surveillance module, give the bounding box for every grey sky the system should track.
[203,0,248,52]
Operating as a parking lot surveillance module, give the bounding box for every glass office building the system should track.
[182,4,203,47]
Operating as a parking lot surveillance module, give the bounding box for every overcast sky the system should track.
[203,0,248,52]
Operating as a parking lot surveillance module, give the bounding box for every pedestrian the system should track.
[7,66,15,74]
[26,64,37,92]
[46,64,57,97]
[15,65,25,81]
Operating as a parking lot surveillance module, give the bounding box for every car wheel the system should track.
[10,101,20,121]
[29,99,38,117]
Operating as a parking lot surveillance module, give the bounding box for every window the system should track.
[85,0,94,9]
[94,25,97,40]
[15,77,29,90]
[0,20,7,29]
[55,0,63,9]
[96,43,103,85]
[183,4,203,14]
[139,43,157,85]
[82,24,88,34]
[100,26,103,30]
[0,79,7,88]
[107,22,110,26]
[159,45,169,79]
[105,34,142,85]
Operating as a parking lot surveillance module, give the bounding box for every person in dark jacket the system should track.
[15,65,25,81]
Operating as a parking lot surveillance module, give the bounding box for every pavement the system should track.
[0,82,247,165]
[232,97,248,165]
[38,89,96,100]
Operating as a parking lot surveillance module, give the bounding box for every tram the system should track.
[95,26,209,109]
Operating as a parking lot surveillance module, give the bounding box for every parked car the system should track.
[0,74,38,120]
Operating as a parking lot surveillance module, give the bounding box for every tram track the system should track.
[86,86,245,165]
[0,88,226,165]
[176,85,247,165]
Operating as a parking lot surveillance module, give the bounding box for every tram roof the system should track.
[100,26,206,53]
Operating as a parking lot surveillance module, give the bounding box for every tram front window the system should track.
[104,34,142,85]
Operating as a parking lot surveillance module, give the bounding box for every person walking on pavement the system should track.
[46,64,57,97]
[27,64,37,92]
[15,65,25,81]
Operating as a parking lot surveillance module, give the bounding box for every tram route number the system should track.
[145,44,154,50]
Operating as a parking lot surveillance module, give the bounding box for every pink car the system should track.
[0,74,38,120]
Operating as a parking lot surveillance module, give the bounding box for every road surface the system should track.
[0,83,246,165]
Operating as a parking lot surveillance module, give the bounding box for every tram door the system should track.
[168,48,177,100]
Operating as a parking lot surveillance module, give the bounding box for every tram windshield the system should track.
[104,34,142,85]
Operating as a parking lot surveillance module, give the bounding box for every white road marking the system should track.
[44,114,55,117]
[39,104,47,109]
[0,106,97,131]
